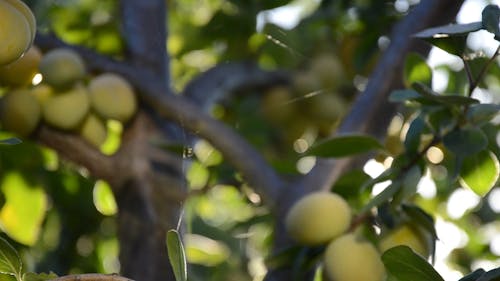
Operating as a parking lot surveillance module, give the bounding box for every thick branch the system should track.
[119,0,169,81]
[299,0,465,194]
[36,126,119,186]
[35,33,285,209]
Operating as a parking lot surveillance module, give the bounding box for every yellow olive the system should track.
[324,234,386,281]
[88,73,137,123]
[285,192,351,245]
[78,113,107,148]
[39,48,86,89]
[0,89,41,136]
[0,45,42,86]
[0,0,32,65]
[379,224,429,258]
[42,85,90,130]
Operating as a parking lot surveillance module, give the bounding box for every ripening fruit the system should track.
[4,0,36,42]
[42,85,90,130]
[324,234,386,281]
[78,114,107,148]
[261,86,295,125]
[30,83,54,105]
[379,224,429,258]
[293,70,322,95]
[0,0,32,65]
[0,45,42,86]
[285,192,351,245]
[0,89,41,136]
[310,53,344,88]
[39,48,86,89]
[88,73,137,123]
[304,93,347,123]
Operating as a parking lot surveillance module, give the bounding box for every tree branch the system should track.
[36,125,120,186]
[119,0,169,82]
[299,0,465,194]
[35,33,285,209]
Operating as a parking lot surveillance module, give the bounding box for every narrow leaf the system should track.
[459,268,486,281]
[459,150,499,196]
[166,230,187,281]
[482,5,500,40]
[443,127,488,157]
[0,138,21,145]
[382,246,445,281]
[466,104,500,126]
[389,89,421,103]
[306,135,383,158]
[402,204,437,240]
[412,82,479,105]
[404,117,425,154]
[414,22,483,38]
[404,53,432,88]
[360,180,402,214]
[0,237,22,278]
[477,267,500,281]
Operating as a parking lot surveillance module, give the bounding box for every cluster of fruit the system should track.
[261,53,349,141]
[0,0,35,65]
[0,46,137,148]
[285,192,430,281]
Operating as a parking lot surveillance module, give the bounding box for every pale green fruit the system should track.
[0,45,41,86]
[0,89,41,136]
[4,0,36,42]
[285,192,351,245]
[379,224,429,258]
[324,234,386,281]
[78,114,107,148]
[0,0,32,65]
[42,85,90,130]
[261,86,295,125]
[88,73,137,123]
[39,48,86,89]
[30,83,54,105]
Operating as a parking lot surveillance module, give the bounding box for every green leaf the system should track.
[443,127,488,157]
[459,150,499,196]
[382,246,445,281]
[389,89,422,103]
[166,229,187,281]
[477,267,500,281]
[0,139,21,145]
[0,173,48,246]
[360,180,402,214]
[414,22,483,56]
[404,116,426,154]
[404,53,432,88]
[22,272,58,281]
[331,169,371,198]
[414,22,484,38]
[466,103,500,126]
[92,180,118,216]
[412,82,479,105]
[306,135,383,158]
[482,5,500,40]
[401,204,437,240]
[458,268,486,281]
[0,237,22,279]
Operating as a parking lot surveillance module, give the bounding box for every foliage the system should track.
[0,1,498,281]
